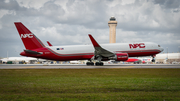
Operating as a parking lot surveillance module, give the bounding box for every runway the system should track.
[0,64,179,69]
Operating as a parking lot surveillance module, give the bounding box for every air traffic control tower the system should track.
[108,16,117,43]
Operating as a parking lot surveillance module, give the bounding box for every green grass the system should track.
[0,68,180,101]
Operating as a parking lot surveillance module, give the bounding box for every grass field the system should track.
[0,68,180,101]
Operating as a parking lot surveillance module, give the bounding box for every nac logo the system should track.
[129,43,145,49]
[20,34,33,38]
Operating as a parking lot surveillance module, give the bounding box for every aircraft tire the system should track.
[86,62,90,66]
[151,58,155,62]
[95,62,104,66]
[100,62,103,66]
[90,62,94,65]
[95,62,99,66]
[86,62,94,66]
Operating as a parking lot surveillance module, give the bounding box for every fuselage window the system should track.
[57,48,60,50]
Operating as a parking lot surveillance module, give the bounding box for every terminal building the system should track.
[155,53,180,64]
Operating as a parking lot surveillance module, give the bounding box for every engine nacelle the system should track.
[109,53,128,61]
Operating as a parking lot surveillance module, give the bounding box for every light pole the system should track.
[166,47,168,64]
[7,51,8,59]
[179,46,180,62]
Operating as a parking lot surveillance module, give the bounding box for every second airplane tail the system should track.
[14,22,45,50]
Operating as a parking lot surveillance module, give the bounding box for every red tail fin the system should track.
[14,22,45,50]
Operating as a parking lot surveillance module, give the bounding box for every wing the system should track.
[88,34,114,57]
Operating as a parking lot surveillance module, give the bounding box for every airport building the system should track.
[108,16,117,43]
[155,53,180,64]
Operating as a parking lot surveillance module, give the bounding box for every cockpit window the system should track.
[158,45,160,47]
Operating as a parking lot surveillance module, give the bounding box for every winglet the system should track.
[88,34,100,47]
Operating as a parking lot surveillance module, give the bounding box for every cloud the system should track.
[153,0,180,9]
[0,0,180,57]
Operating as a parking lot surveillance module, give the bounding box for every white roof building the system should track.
[155,53,180,63]
[156,53,180,59]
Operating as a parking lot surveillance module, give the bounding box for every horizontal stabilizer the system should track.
[24,50,42,55]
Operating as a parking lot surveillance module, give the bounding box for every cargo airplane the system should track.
[14,22,164,66]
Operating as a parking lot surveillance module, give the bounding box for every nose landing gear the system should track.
[151,55,155,62]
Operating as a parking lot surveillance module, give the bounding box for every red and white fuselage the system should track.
[20,42,162,61]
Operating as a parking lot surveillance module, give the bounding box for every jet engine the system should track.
[109,53,128,61]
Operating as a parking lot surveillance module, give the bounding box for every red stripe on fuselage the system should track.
[116,49,161,57]
[20,47,161,61]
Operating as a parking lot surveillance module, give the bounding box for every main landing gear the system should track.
[86,62,94,66]
[86,62,104,66]
[95,56,104,66]
[86,56,104,66]
[95,62,104,66]
[86,59,104,66]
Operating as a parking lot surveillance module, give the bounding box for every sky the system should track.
[0,0,180,58]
